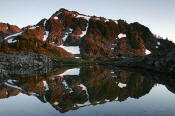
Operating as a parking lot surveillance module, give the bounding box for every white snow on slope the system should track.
[5,31,23,43]
[7,38,17,43]
[114,20,118,24]
[145,49,151,55]
[29,26,39,30]
[5,32,23,40]
[118,33,127,39]
[79,23,89,38]
[54,17,58,20]
[43,31,49,41]
[76,15,91,21]
[43,81,49,91]
[54,102,59,106]
[43,20,47,27]
[62,28,73,41]
[105,19,110,22]
[118,82,127,88]
[59,45,80,54]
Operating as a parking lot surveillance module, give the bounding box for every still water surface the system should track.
[0,66,175,116]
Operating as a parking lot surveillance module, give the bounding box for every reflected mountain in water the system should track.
[0,66,174,113]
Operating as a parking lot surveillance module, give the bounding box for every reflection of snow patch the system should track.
[62,80,73,93]
[118,82,127,88]
[104,99,110,102]
[157,42,161,45]
[145,49,151,55]
[118,33,126,39]
[155,46,159,48]
[58,68,80,77]
[115,97,119,101]
[76,101,90,107]
[78,84,89,97]
[54,102,59,106]
[43,81,49,91]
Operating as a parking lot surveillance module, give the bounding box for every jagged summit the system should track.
[0,8,174,59]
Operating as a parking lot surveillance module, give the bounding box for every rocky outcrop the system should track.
[114,48,175,74]
[0,52,55,78]
[0,22,21,39]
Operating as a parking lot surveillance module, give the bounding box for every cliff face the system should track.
[0,8,174,59]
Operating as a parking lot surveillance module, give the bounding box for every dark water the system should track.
[0,66,175,116]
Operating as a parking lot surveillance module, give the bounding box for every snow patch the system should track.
[76,15,91,21]
[5,31,23,40]
[43,20,47,27]
[62,80,73,93]
[104,99,110,102]
[145,49,151,55]
[95,18,100,20]
[7,79,17,84]
[79,23,88,38]
[43,81,49,91]
[118,82,127,88]
[118,33,127,39]
[105,19,109,22]
[54,102,59,106]
[43,31,49,41]
[5,82,23,91]
[54,17,58,20]
[76,101,91,107]
[114,20,118,24]
[58,68,80,77]
[29,26,39,30]
[115,97,119,101]
[157,42,161,45]
[78,84,89,97]
[62,28,73,41]
[75,57,80,59]
[59,45,80,54]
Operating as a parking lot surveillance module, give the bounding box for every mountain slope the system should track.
[0,8,174,59]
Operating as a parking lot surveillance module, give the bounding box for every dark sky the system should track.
[0,0,174,41]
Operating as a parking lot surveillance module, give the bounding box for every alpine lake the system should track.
[0,66,175,116]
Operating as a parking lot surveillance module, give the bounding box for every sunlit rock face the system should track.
[1,8,174,59]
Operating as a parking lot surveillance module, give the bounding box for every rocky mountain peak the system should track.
[0,8,174,60]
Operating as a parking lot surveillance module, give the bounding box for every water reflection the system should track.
[0,66,175,115]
